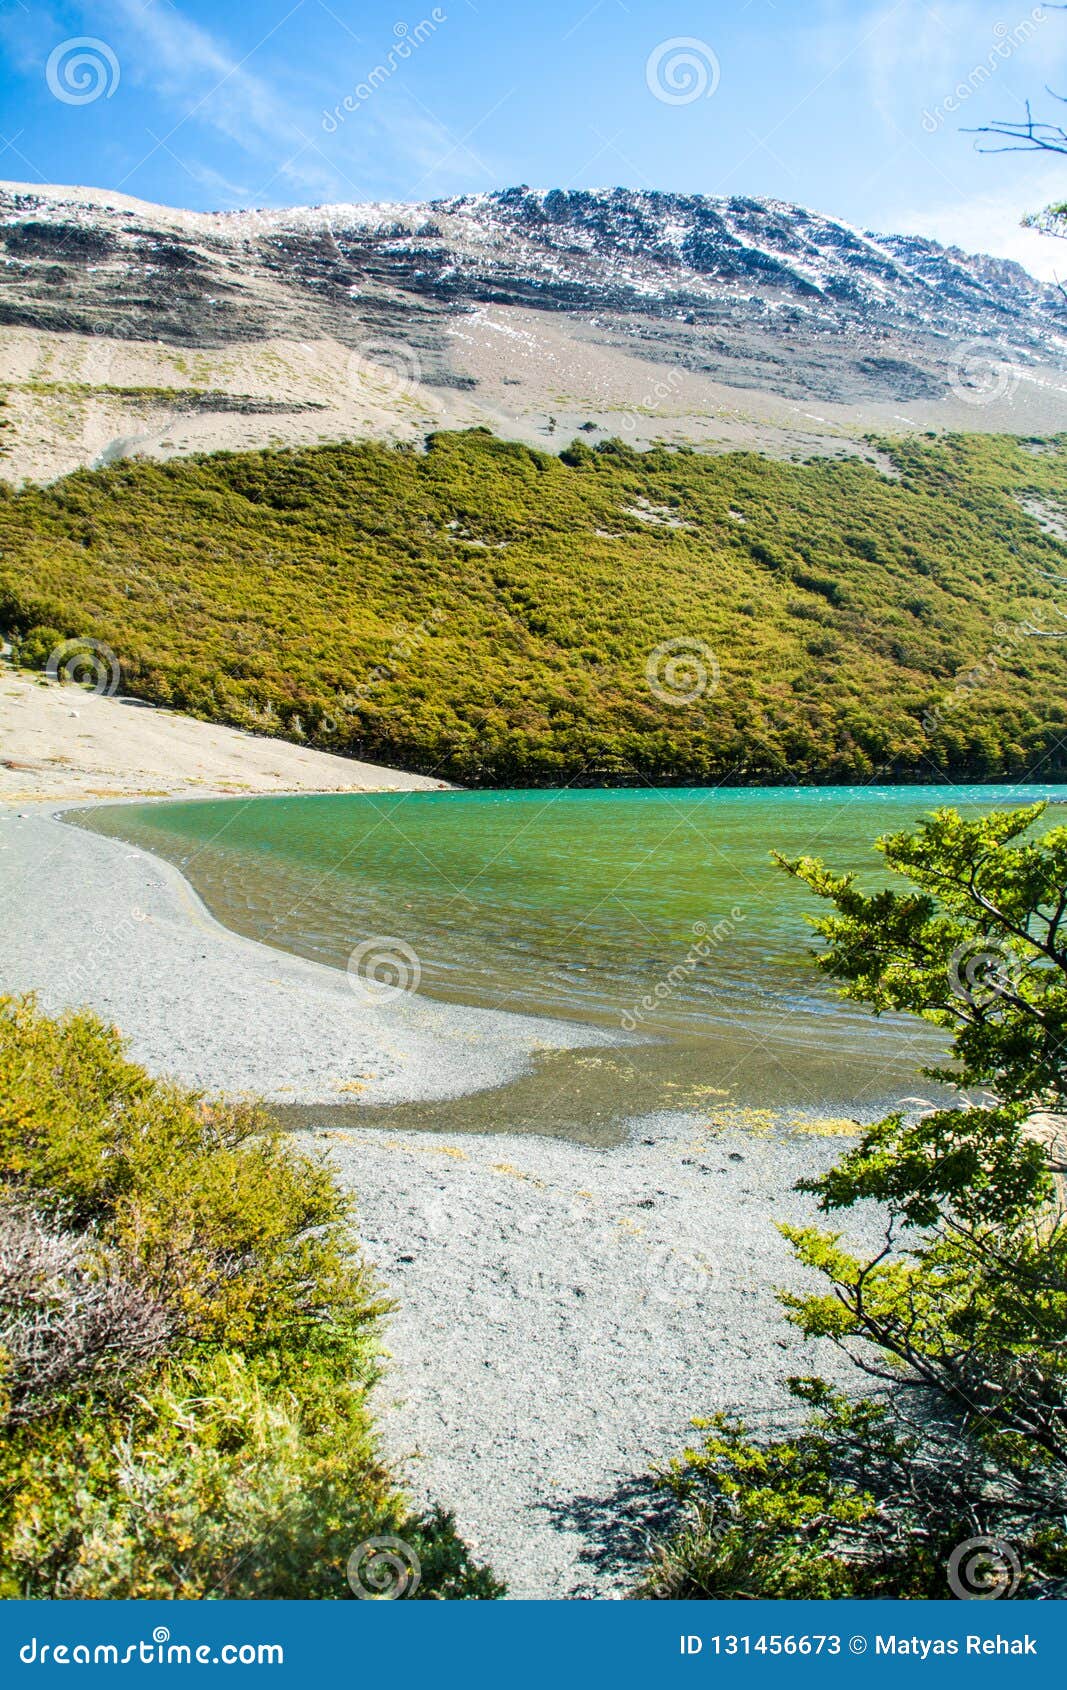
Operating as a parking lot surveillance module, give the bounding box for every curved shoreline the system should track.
[65,782,970,1140]
[0,799,612,1108]
[0,791,874,1598]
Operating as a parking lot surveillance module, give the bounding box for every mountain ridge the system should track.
[4,180,1061,340]
[4,180,1067,483]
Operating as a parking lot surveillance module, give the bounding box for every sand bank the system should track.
[0,665,450,804]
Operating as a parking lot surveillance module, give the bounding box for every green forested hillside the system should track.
[1,429,1066,784]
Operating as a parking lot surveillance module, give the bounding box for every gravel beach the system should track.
[322,1117,869,1598]
[0,799,867,1598]
[0,804,610,1106]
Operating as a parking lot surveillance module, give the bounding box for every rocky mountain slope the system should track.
[3,181,1067,482]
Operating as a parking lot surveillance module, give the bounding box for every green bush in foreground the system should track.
[0,995,503,1599]
[640,805,1067,1599]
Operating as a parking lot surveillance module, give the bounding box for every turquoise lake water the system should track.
[77,784,1063,1136]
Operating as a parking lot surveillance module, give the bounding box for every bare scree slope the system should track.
[4,181,1067,481]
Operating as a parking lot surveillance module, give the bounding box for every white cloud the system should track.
[112,0,284,139]
[805,0,1055,132]
[102,0,482,207]
[891,168,1067,280]
[865,1,981,128]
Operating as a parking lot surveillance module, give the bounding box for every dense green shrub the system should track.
[0,996,502,1599]
[1,429,1066,784]
[8,625,64,671]
[640,806,1067,1599]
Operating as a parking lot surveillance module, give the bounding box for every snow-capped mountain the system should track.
[3,181,1067,483]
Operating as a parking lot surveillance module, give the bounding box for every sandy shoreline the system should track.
[0,674,861,1596]
[0,803,608,1106]
[0,787,861,1597]
[0,665,451,804]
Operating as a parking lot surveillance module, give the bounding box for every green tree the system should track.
[641,804,1067,1599]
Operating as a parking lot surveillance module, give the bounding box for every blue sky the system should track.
[2,0,1066,276]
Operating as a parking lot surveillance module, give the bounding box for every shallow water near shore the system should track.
[75,783,1062,1138]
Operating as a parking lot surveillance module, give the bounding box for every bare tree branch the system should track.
[969,94,1067,155]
